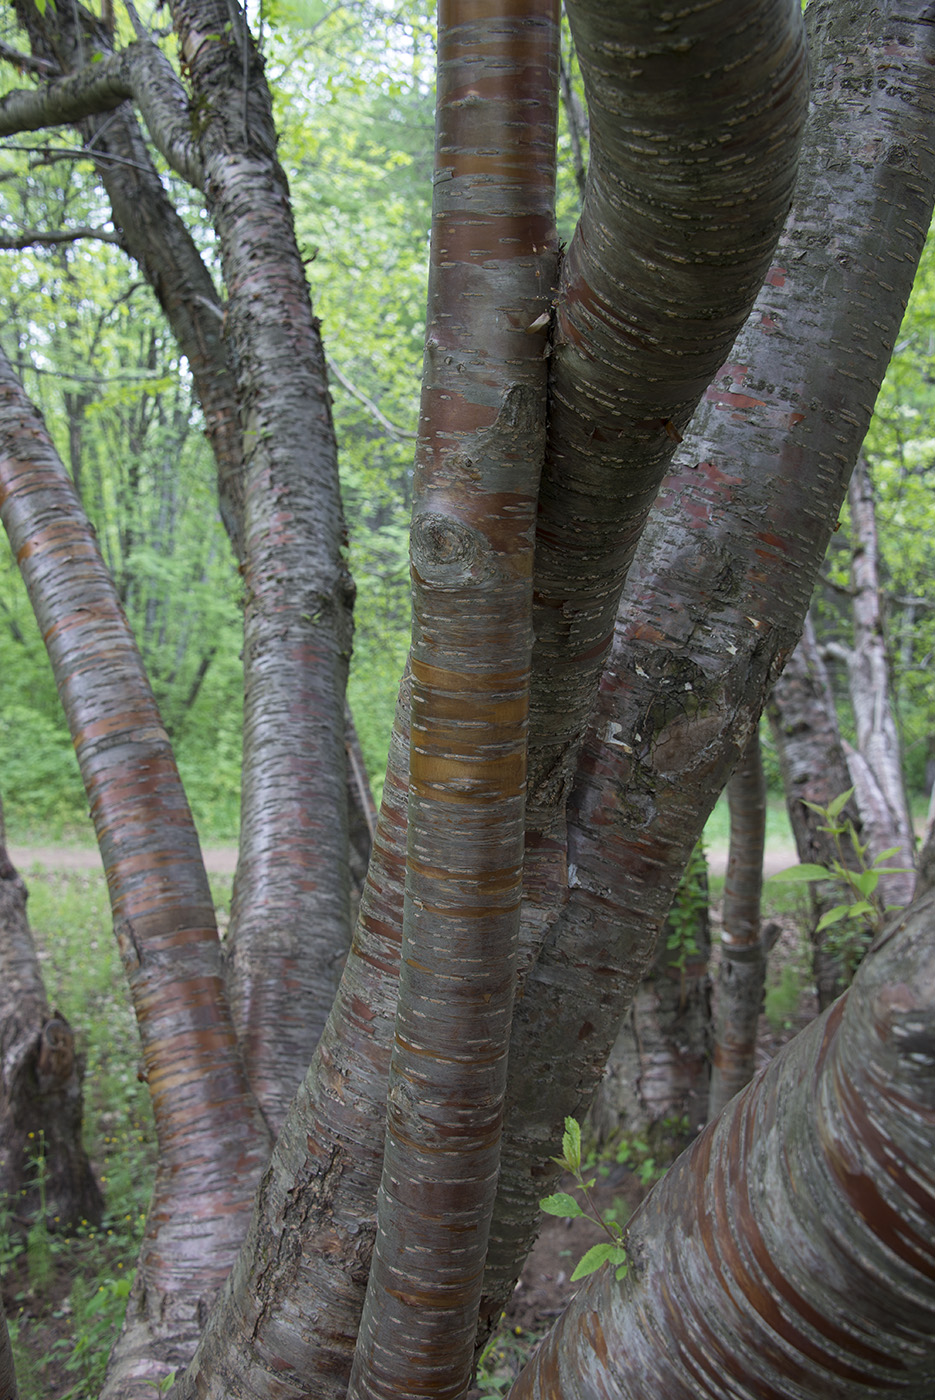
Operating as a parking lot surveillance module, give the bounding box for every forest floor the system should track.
[9,841,801,879]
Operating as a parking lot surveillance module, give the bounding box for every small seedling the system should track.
[539,1118,629,1282]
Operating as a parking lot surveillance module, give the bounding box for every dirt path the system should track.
[10,843,800,879]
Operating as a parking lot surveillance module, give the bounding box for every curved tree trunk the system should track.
[8,0,361,1136]
[0,793,102,1229]
[509,893,935,1400]
[0,350,270,1398]
[708,732,767,1120]
[520,0,806,953]
[767,613,855,1007]
[480,0,935,1338]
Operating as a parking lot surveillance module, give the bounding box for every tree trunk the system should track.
[0,349,270,1397]
[842,455,916,909]
[509,893,935,1399]
[480,0,935,1338]
[346,4,560,1395]
[708,732,767,1119]
[0,793,102,1229]
[767,613,855,1006]
[590,845,711,1144]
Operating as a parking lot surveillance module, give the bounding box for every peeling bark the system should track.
[347,4,559,1394]
[509,893,935,1400]
[842,456,916,908]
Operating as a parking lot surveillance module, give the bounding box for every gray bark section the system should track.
[708,734,767,1120]
[842,456,916,908]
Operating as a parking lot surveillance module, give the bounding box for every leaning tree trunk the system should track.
[509,892,935,1400]
[768,613,857,1007]
[0,349,270,1399]
[590,845,711,1145]
[5,0,360,1137]
[708,731,768,1120]
[0,791,102,1229]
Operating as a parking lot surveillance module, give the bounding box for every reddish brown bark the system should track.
[346,6,560,1393]
[0,349,269,1395]
[768,614,857,1007]
[481,0,935,1334]
[509,893,935,1399]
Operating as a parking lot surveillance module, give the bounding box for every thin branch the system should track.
[328,358,417,440]
[0,225,125,249]
[0,40,58,76]
[2,141,160,174]
[0,41,203,189]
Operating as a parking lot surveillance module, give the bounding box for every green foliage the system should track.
[768,787,910,979]
[764,963,805,1032]
[540,1117,628,1283]
[665,840,708,975]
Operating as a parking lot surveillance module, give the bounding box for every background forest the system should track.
[0,0,932,841]
[1,0,935,1395]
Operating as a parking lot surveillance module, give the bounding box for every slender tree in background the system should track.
[827,455,917,907]
[0,0,934,1397]
[708,732,768,1120]
[768,614,858,1007]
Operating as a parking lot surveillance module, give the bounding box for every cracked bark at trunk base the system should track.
[0,807,102,1230]
[508,892,935,1400]
[589,849,711,1145]
[768,614,857,1008]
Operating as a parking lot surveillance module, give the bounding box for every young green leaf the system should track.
[561,1116,582,1172]
[570,1242,617,1281]
[540,1193,586,1219]
[816,904,852,932]
[826,787,855,819]
[871,846,903,864]
[768,863,833,883]
[852,869,879,897]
